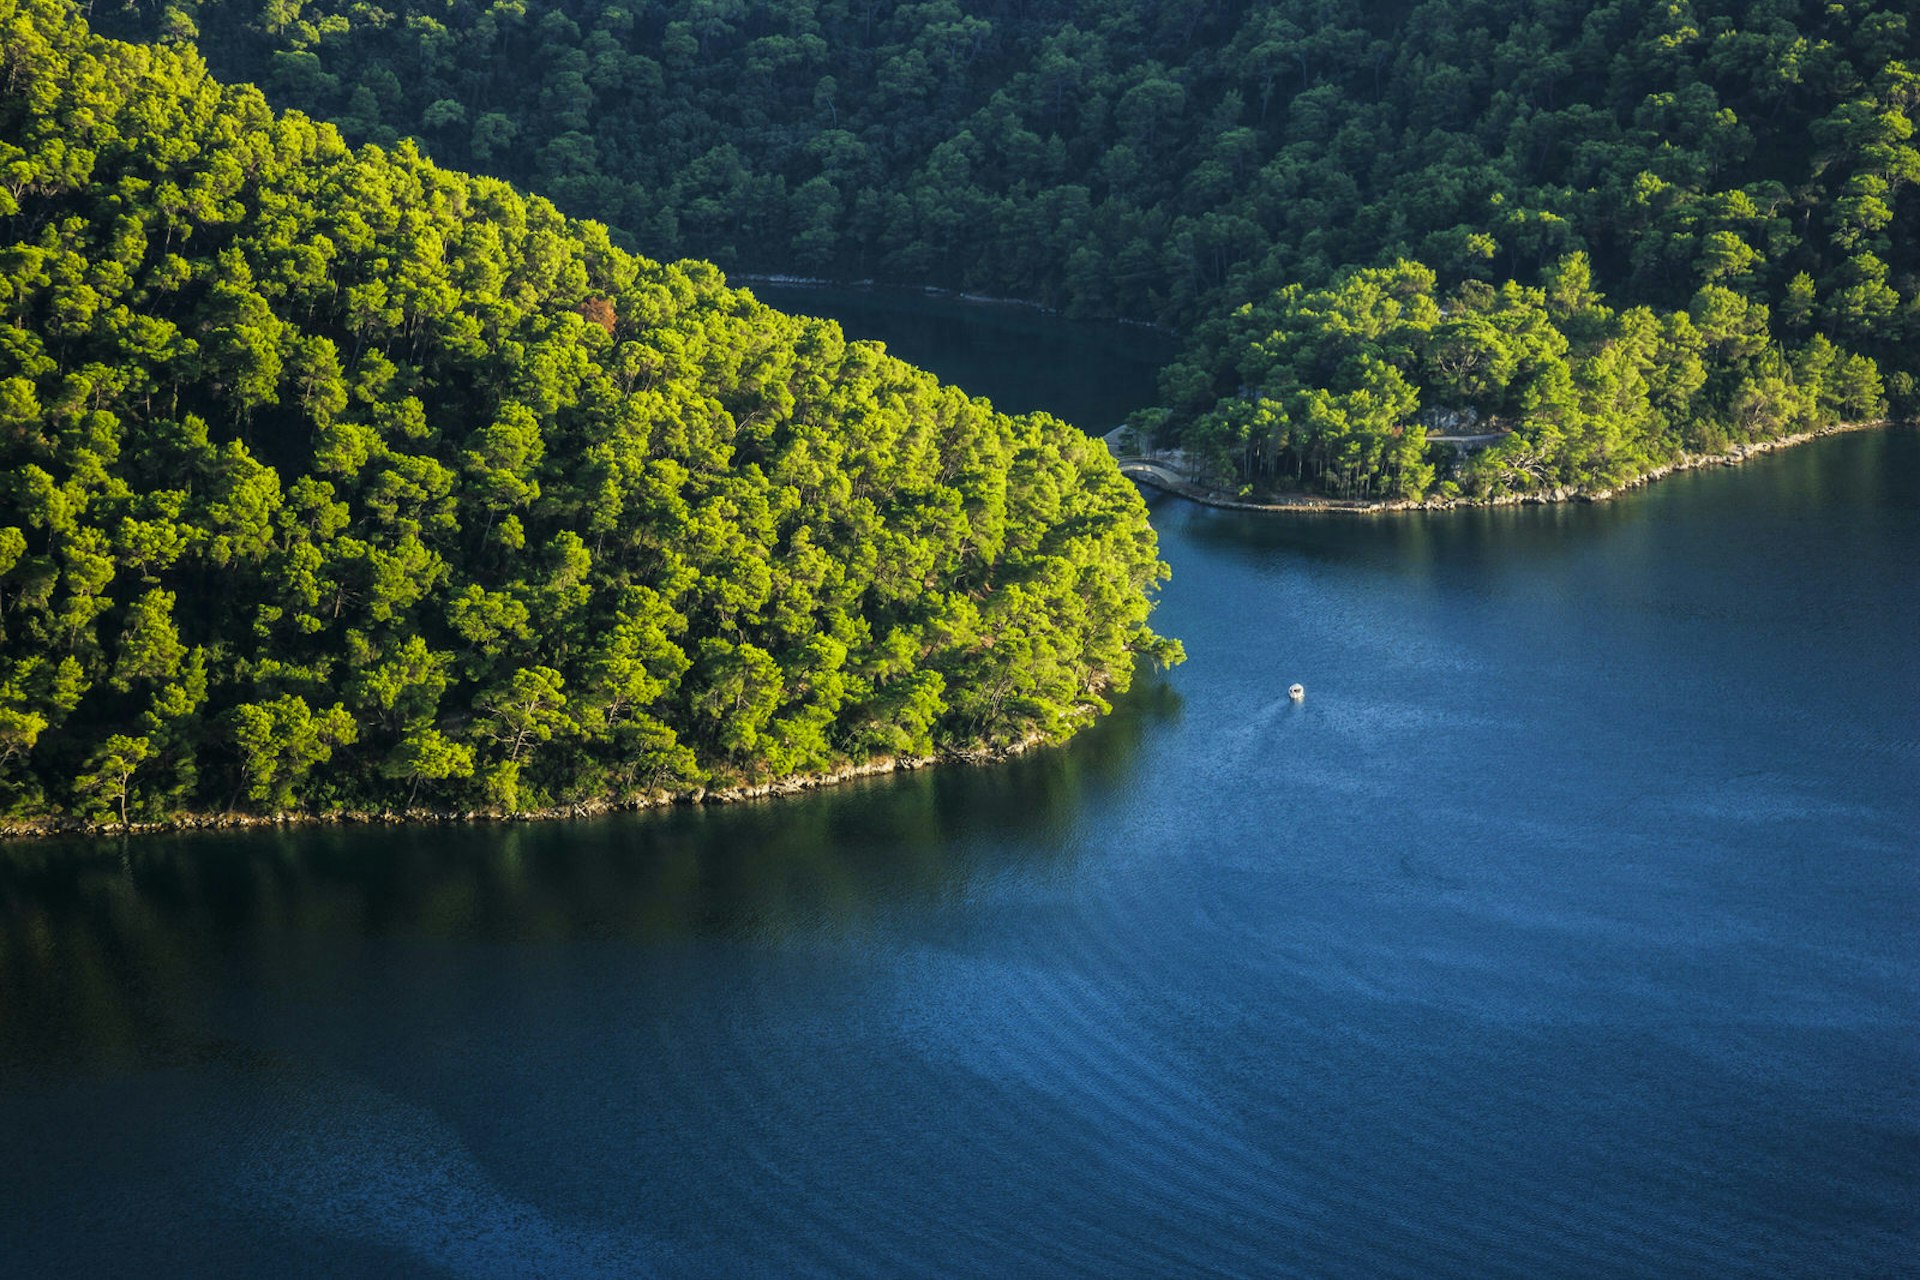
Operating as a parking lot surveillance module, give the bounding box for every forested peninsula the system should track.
[134,0,1919,503]
[0,0,1179,831]
[4,0,1917,830]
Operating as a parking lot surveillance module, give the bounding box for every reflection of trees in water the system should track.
[753,285,1175,428]
[1170,493,1637,579]
[0,678,1177,1073]
[1167,430,1899,584]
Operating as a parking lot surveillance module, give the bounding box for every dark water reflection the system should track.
[750,281,1174,430]
[1,289,1915,1276]
[1,681,1175,1066]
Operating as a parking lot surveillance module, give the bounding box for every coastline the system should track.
[0,732,1059,844]
[1113,418,1899,515]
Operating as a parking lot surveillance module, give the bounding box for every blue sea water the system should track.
[2,293,1914,1277]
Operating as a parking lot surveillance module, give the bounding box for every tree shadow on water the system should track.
[0,677,1182,1074]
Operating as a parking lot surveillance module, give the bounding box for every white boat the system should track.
[1288,683,1305,701]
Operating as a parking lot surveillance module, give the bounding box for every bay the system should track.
[2,291,1915,1278]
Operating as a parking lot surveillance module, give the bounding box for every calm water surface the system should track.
[2,295,1916,1277]
[750,281,1174,429]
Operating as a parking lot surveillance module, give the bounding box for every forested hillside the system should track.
[127,0,1918,500]
[2,0,1913,825]
[0,0,1177,827]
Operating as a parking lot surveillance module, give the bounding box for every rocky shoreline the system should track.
[1116,418,1899,515]
[0,734,1056,843]
[8,422,1897,844]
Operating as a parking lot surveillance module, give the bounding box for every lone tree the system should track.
[75,734,152,828]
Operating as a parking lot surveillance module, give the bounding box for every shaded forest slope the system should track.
[133,0,1920,501]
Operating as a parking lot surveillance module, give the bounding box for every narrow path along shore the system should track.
[1103,419,1901,515]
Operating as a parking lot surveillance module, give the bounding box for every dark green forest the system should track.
[0,0,1178,826]
[3,0,1916,827]
[114,0,1917,500]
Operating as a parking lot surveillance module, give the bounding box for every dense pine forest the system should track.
[0,0,1178,827]
[117,0,1918,501]
[3,0,1915,826]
